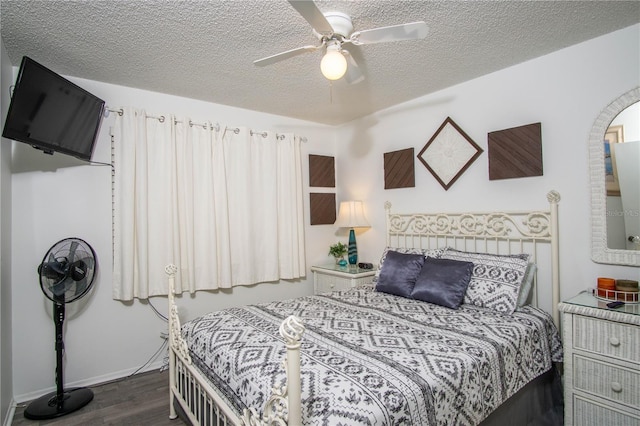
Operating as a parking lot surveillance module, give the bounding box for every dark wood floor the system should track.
[12,370,186,425]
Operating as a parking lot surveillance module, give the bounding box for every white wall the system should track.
[10,79,336,400]
[0,37,15,425]
[336,25,640,315]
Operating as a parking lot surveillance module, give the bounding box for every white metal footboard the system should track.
[165,265,305,426]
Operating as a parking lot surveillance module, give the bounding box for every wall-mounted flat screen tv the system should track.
[2,56,105,162]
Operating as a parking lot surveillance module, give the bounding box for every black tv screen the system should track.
[2,56,105,161]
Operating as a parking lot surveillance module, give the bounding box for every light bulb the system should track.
[320,49,347,80]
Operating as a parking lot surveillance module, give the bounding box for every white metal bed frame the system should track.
[165,190,561,426]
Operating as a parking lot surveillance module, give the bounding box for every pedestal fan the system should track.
[24,237,97,420]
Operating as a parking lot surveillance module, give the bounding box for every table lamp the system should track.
[335,200,370,265]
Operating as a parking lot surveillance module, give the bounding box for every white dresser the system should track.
[310,264,376,294]
[559,292,640,426]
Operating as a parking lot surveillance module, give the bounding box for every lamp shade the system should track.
[335,201,370,228]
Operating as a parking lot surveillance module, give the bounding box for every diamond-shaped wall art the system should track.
[417,117,483,190]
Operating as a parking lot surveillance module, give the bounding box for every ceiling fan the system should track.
[253,0,429,84]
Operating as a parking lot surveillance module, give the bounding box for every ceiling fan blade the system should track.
[342,50,365,85]
[254,44,320,67]
[349,21,429,45]
[288,0,334,35]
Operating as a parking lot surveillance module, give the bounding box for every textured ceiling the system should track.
[1,1,639,125]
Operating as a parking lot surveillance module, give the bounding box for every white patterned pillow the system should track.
[373,247,444,283]
[440,248,530,314]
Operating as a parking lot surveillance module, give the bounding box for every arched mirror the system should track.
[590,87,640,266]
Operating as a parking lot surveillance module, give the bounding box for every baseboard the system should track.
[2,398,16,426]
[13,359,166,404]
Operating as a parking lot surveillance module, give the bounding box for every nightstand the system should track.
[310,264,376,294]
[559,291,639,425]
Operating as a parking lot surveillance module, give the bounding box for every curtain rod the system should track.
[106,107,307,142]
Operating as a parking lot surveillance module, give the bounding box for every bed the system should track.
[166,190,563,426]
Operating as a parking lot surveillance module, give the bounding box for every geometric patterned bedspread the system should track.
[182,285,562,425]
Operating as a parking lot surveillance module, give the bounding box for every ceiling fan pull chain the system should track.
[329,81,333,104]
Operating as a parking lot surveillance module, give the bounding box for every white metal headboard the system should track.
[385,190,561,325]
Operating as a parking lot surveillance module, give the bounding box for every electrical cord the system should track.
[148,297,168,322]
[127,298,170,378]
[128,338,168,378]
[88,160,113,168]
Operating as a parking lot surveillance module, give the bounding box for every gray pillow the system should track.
[411,257,474,309]
[373,246,443,284]
[375,250,425,298]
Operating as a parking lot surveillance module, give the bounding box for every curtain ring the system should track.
[251,130,268,138]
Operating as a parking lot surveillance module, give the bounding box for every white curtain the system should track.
[111,108,306,300]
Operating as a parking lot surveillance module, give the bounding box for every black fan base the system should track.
[24,387,93,420]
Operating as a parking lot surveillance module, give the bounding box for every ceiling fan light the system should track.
[320,49,347,80]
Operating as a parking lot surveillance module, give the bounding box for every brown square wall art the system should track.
[488,123,542,180]
[384,148,415,189]
[309,192,336,225]
[309,154,335,187]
